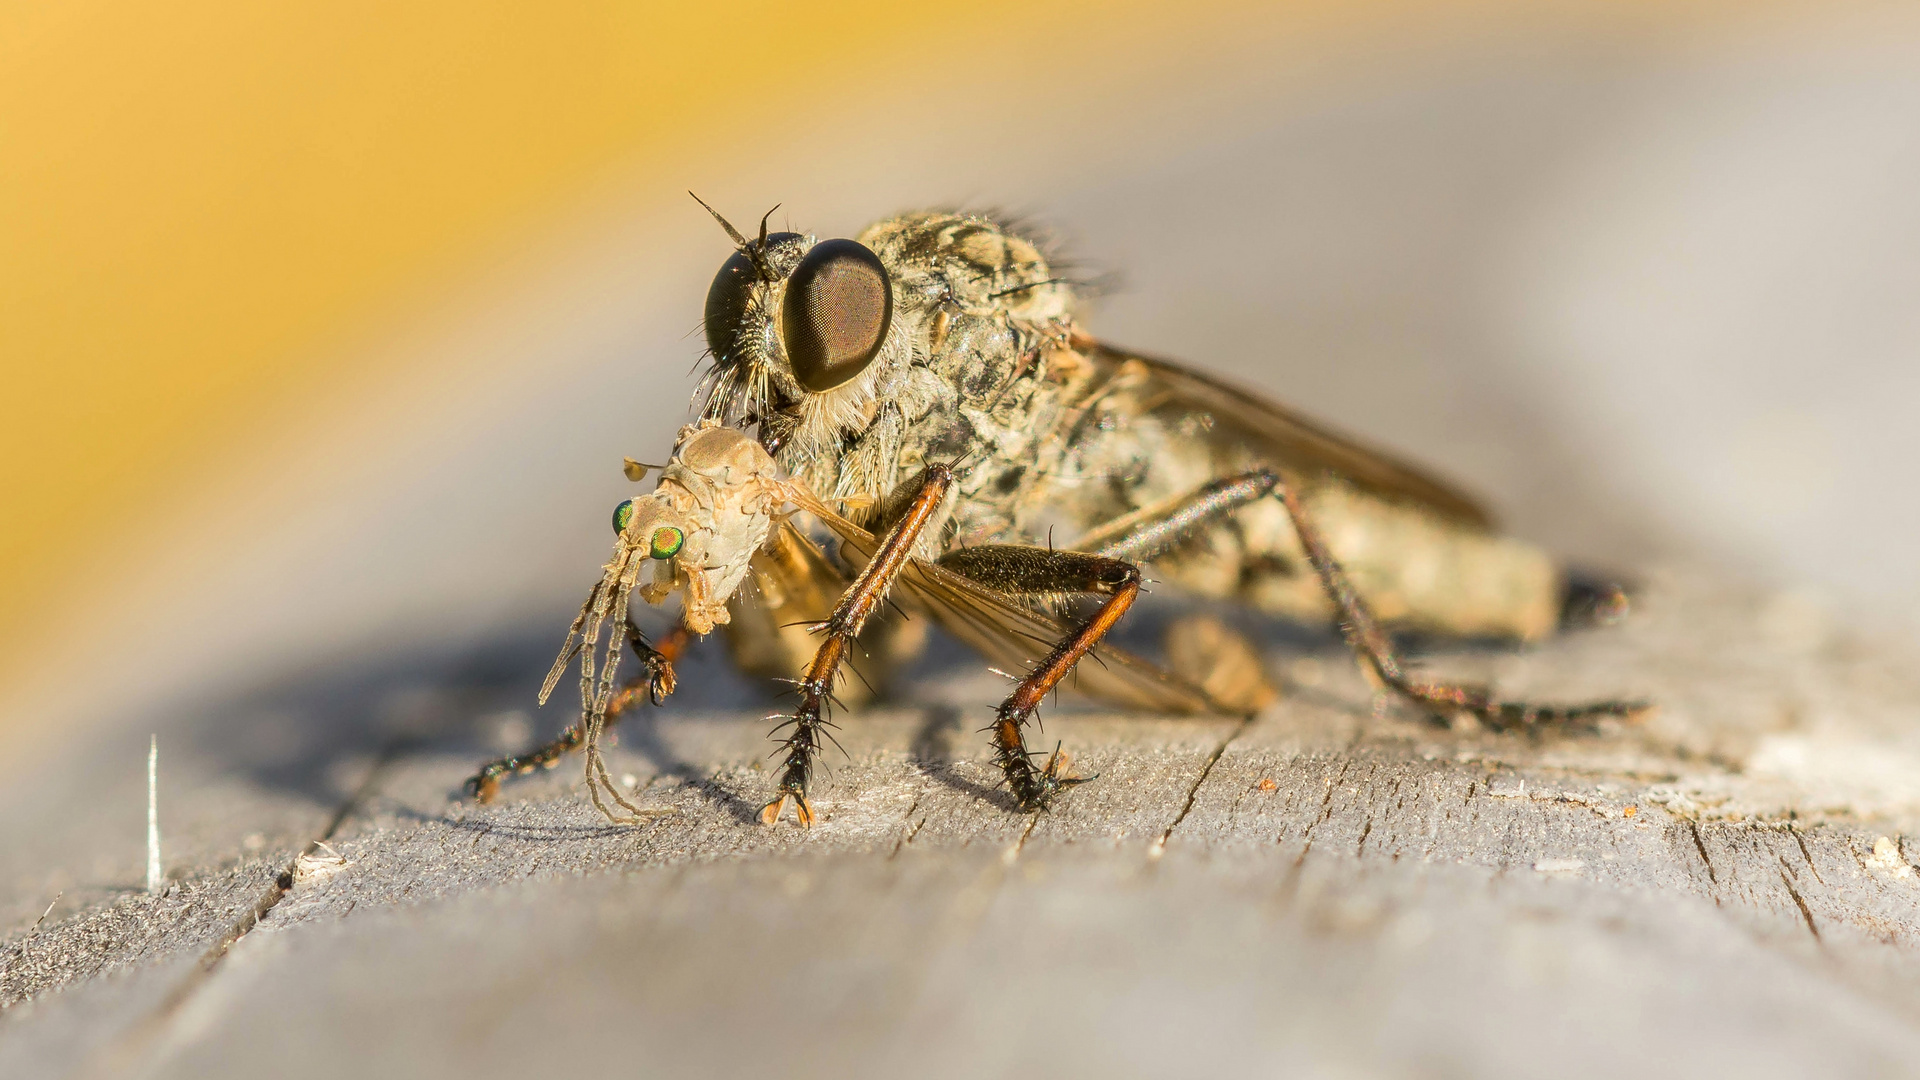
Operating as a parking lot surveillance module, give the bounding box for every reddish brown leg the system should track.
[762,466,955,826]
[468,623,689,802]
[935,546,1143,809]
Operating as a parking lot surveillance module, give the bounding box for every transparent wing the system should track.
[788,494,1224,716]
[898,557,1222,714]
[1082,340,1494,529]
[724,519,852,684]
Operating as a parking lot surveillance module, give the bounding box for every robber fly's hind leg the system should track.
[936,547,1147,811]
[467,623,687,802]
[762,466,957,827]
[1274,474,1646,731]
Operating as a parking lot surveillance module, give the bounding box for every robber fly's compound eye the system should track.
[781,238,892,392]
[649,526,685,560]
[704,233,805,365]
[612,499,635,535]
[703,250,757,365]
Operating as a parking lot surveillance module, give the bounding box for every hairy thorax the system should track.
[769,213,1089,546]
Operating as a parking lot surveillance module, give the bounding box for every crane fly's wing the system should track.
[1080,340,1494,530]
[749,517,850,617]
[789,493,1226,716]
[724,519,853,684]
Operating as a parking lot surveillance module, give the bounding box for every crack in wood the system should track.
[1153,718,1254,857]
[888,793,924,860]
[1686,819,1718,886]
[74,745,396,1079]
[1005,811,1043,865]
[1779,866,1821,942]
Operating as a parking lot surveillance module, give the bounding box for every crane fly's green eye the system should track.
[649,526,685,560]
[611,500,635,535]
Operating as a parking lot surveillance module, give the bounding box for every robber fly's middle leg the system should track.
[467,622,687,802]
[934,546,1148,811]
[920,472,1287,810]
[761,465,957,827]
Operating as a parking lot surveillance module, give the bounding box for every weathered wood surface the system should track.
[7,569,1920,1078]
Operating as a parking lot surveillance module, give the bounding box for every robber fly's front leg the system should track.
[467,622,687,802]
[936,547,1145,811]
[762,466,955,826]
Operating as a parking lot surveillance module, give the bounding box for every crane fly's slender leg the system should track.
[467,623,688,802]
[935,546,1146,811]
[1275,473,1647,730]
[762,465,955,827]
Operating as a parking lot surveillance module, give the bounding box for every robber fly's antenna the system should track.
[689,193,785,281]
[757,204,780,248]
[690,191,750,248]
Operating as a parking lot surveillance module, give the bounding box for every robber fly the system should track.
[468,203,1641,825]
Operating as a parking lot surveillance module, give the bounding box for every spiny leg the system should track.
[467,623,688,802]
[1077,467,1638,730]
[936,546,1144,810]
[762,465,955,826]
[1080,471,1288,713]
[912,472,1278,809]
[1275,473,1646,730]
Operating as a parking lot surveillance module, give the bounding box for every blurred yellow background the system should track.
[10,0,1917,748]
[5,0,1035,665]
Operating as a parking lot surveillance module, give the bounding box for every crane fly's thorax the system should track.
[621,422,792,633]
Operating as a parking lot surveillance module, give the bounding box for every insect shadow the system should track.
[174,587,1501,822]
[598,708,765,826]
[169,613,766,812]
[907,703,1018,812]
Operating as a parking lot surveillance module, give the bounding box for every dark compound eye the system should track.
[780,238,892,392]
[611,499,635,535]
[649,526,685,560]
[704,233,804,365]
